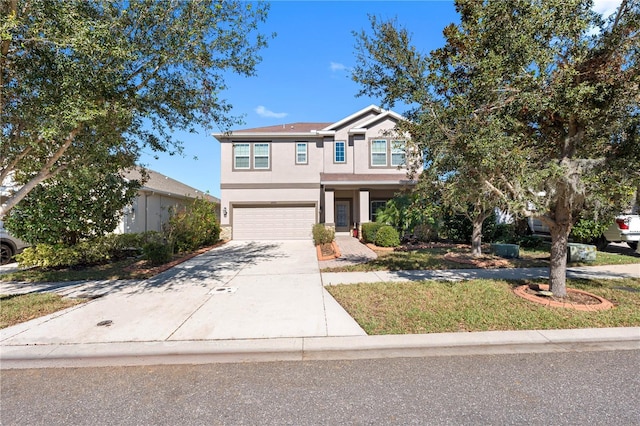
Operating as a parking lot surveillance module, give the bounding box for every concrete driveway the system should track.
[0,240,365,346]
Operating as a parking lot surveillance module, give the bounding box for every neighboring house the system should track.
[115,168,220,234]
[213,105,417,240]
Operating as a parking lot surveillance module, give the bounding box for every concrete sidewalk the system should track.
[1,240,639,369]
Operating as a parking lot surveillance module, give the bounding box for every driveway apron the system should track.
[0,241,365,346]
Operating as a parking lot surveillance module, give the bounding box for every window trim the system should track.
[368,138,408,168]
[334,140,346,164]
[391,140,406,166]
[371,200,387,222]
[296,142,308,165]
[253,143,270,170]
[371,139,387,167]
[233,143,251,170]
[232,142,271,171]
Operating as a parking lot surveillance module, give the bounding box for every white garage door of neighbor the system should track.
[233,206,315,240]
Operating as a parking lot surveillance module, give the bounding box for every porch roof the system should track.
[320,173,416,186]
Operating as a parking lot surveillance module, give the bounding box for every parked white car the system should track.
[602,214,640,251]
[0,222,29,265]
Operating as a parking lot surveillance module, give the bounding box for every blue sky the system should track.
[138,0,620,199]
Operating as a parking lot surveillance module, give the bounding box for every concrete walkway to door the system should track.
[0,241,366,347]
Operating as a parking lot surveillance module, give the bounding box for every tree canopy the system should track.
[353,0,640,296]
[1,0,271,217]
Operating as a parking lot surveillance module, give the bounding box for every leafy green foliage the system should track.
[143,242,173,266]
[1,0,272,217]
[312,224,335,245]
[14,232,159,269]
[352,0,640,295]
[4,167,141,245]
[164,198,220,253]
[374,225,400,247]
[571,218,609,244]
[361,222,384,244]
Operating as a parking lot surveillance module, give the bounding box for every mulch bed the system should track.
[124,240,228,278]
[513,283,614,311]
[317,242,341,261]
[443,252,513,268]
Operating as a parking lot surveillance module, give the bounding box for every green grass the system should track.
[0,293,86,329]
[326,278,640,334]
[322,245,640,272]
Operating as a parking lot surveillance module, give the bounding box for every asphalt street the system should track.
[2,350,639,425]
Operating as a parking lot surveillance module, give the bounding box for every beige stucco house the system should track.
[213,105,417,240]
[115,168,220,234]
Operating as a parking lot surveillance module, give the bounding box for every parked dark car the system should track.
[0,223,29,265]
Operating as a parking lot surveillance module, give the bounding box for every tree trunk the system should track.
[471,215,483,257]
[549,227,569,297]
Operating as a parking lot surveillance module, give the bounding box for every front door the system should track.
[335,200,350,232]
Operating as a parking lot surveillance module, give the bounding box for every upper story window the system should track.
[371,139,387,166]
[253,143,270,169]
[233,142,270,170]
[369,138,407,168]
[296,142,308,164]
[391,140,406,166]
[234,143,250,169]
[334,141,346,163]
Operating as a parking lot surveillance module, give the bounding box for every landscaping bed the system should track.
[322,242,640,272]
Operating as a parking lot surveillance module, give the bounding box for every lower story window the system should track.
[371,200,387,222]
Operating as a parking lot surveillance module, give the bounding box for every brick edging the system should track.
[317,241,341,261]
[513,284,614,311]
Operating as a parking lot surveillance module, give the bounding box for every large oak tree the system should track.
[353,0,640,296]
[1,0,271,217]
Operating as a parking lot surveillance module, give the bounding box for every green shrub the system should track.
[14,233,160,269]
[570,218,609,244]
[375,225,400,247]
[487,223,517,243]
[361,222,384,244]
[16,244,81,269]
[164,198,220,253]
[517,235,546,249]
[312,224,334,245]
[143,242,173,265]
[413,223,438,242]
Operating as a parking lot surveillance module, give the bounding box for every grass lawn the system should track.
[0,293,86,329]
[326,278,640,334]
[321,243,640,272]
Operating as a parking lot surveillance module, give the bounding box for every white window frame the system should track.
[233,143,250,170]
[371,139,387,167]
[296,142,308,164]
[253,143,270,169]
[334,141,346,163]
[391,140,406,166]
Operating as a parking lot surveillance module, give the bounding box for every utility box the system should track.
[567,243,596,262]
[491,243,520,259]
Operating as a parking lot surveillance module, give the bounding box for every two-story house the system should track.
[213,105,416,240]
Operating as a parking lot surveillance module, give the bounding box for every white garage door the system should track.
[233,206,316,240]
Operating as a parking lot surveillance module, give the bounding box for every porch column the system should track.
[324,189,335,226]
[359,189,370,225]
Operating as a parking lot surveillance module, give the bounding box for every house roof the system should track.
[122,168,219,203]
[232,122,333,134]
[212,105,405,140]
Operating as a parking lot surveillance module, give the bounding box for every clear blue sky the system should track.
[138,0,619,199]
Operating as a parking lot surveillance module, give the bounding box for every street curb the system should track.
[1,327,638,369]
